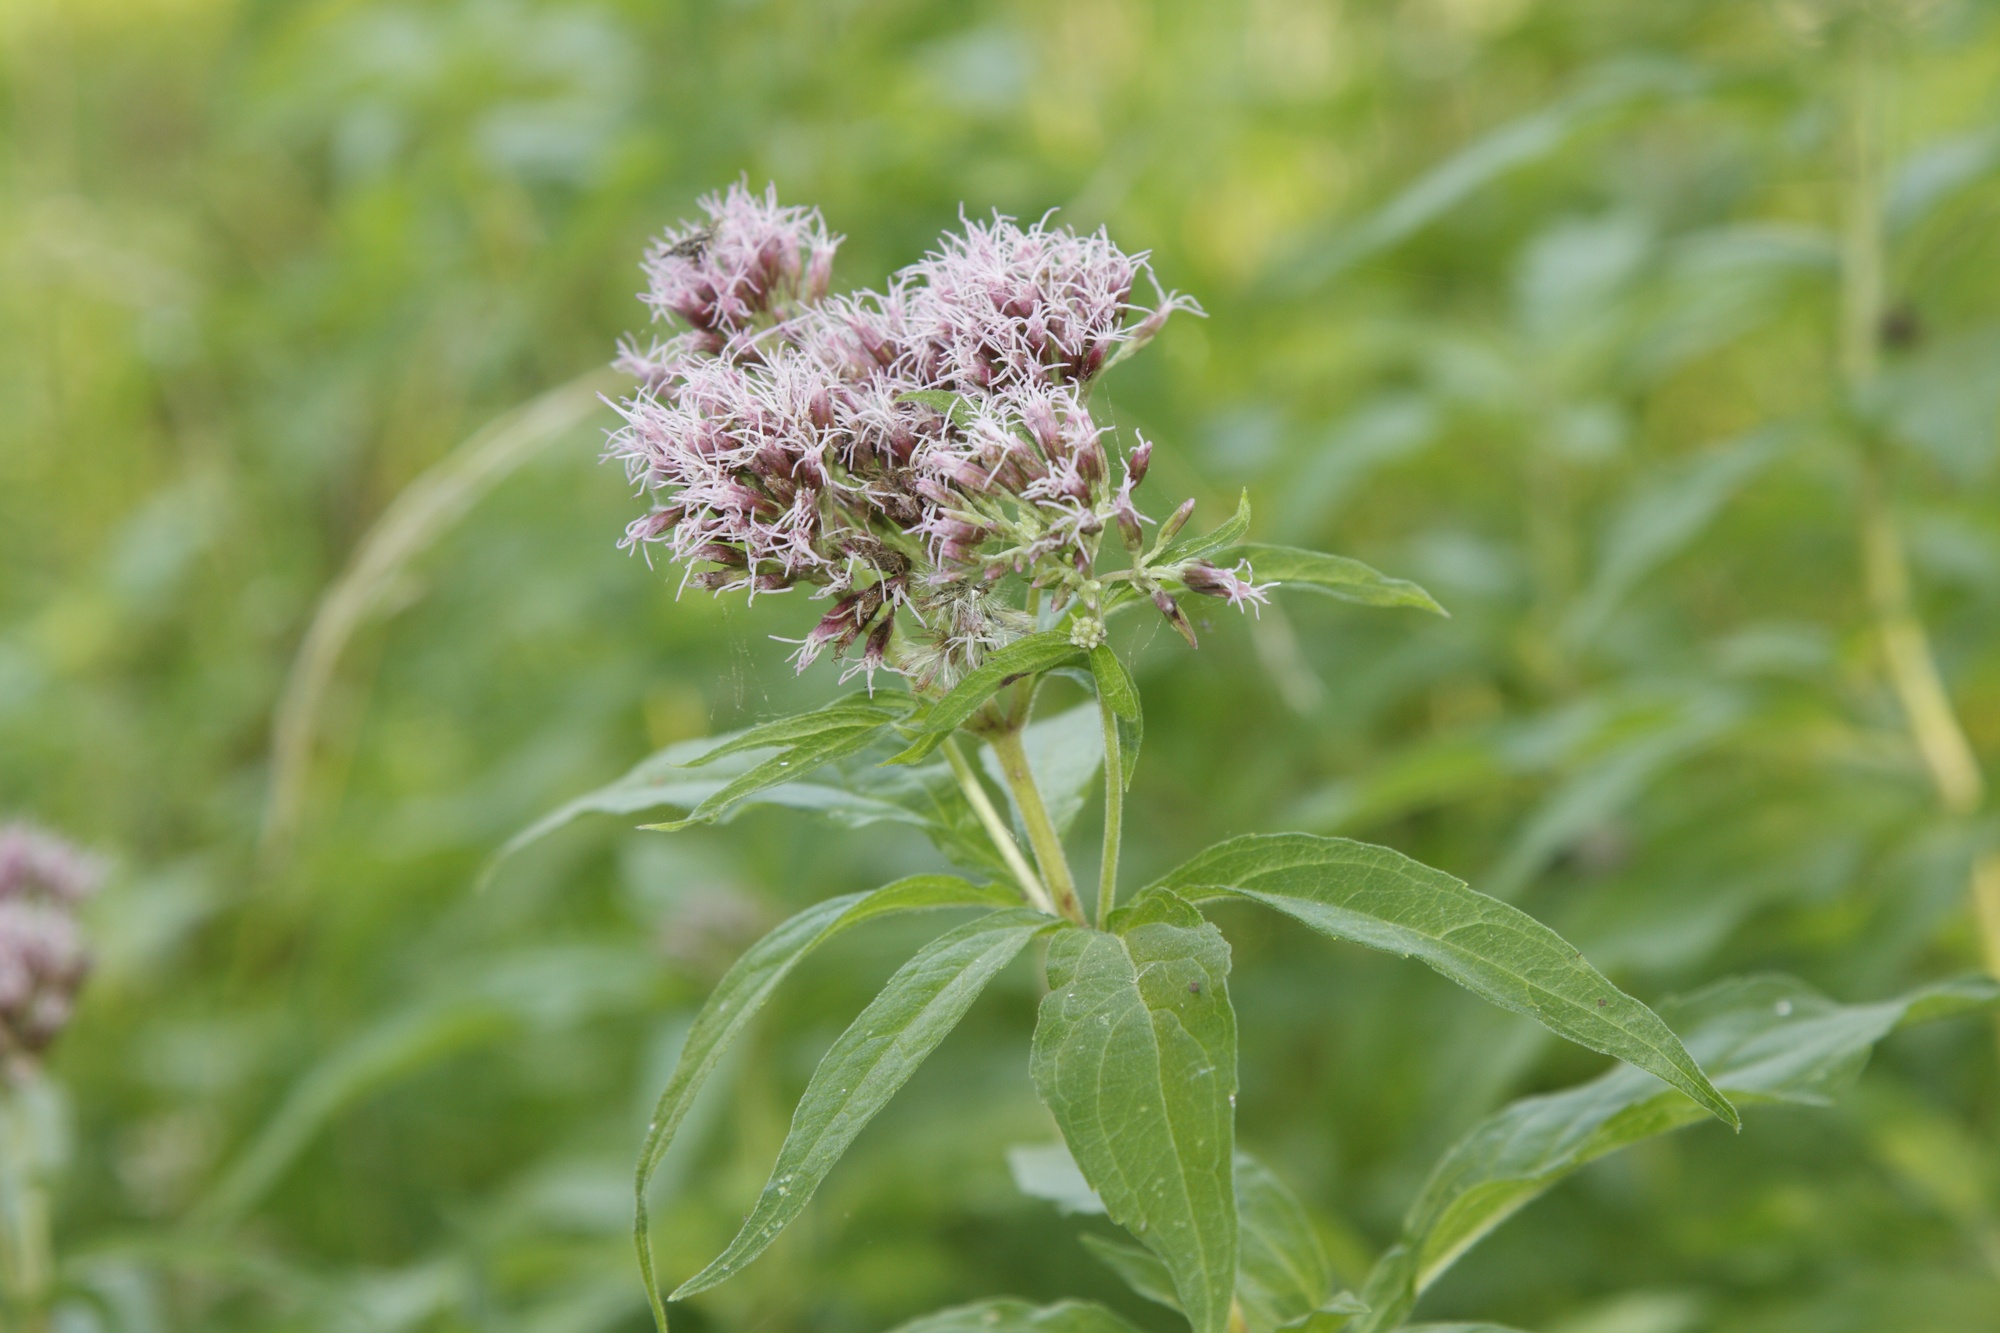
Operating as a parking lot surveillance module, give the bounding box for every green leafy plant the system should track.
[502,184,2000,1333]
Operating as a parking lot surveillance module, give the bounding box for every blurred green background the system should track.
[5,0,2000,1329]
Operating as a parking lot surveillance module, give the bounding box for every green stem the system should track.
[0,1075,50,1333]
[989,729,1088,926]
[1096,693,1123,929]
[942,737,1054,916]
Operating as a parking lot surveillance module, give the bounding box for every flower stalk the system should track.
[988,729,1087,926]
[942,738,1054,917]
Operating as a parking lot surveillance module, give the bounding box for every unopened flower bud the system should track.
[1157,497,1196,548]
[1126,436,1152,485]
[1151,587,1198,648]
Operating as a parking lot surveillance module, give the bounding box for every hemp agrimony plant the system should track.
[509,185,2000,1333]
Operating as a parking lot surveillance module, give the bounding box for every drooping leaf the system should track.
[1032,890,1238,1333]
[887,1300,1145,1333]
[1216,543,1447,616]
[673,908,1052,1299]
[1152,834,1737,1129]
[634,876,1015,1328]
[887,629,1087,764]
[1346,973,2000,1333]
[1157,489,1252,569]
[648,695,913,828]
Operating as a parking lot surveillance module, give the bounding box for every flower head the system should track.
[1183,560,1276,615]
[0,823,102,1059]
[608,188,1219,686]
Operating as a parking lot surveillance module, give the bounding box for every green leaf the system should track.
[1235,1152,1335,1332]
[673,907,1051,1299]
[1081,1233,1181,1309]
[1157,489,1252,568]
[634,875,1014,1329]
[1216,544,1447,617]
[1152,834,1737,1130]
[496,697,913,864]
[887,629,1087,763]
[1074,1149,1349,1333]
[1088,644,1140,720]
[1007,1141,1106,1215]
[649,695,912,829]
[888,1300,1145,1333]
[681,693,911,767]
[1347,973,2000,1333]
[1032,890,1238,1333]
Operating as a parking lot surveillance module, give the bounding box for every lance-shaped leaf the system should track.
[648,694,913,829]
[674,908,1052,1299]
[1076,1149,1362,1333]
[1215,544,1446,617]
[888,629,1088,764]
[1031,890,1238,1333]
[1347,973,2000,1333]
[888,1300,1145,1333]
[1152,834,1736,1129]
[633,875,1014,1329]
[1156,489,1252,568]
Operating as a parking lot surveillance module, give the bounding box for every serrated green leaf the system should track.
[1088,645,1140,720]
[673,907,1051,1299]
[887,629,1086,763]
[1032,890,1237,1333]
[1075,1149,1344,1333]
[1152,834,1737,1129]
[634,875,1014,1329]
[1157,489,1252,568]
[1216,544,1447,617]
[1346,973,2000,1333]
[888,1300,1145,1333]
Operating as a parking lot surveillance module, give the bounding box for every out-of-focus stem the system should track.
[990,729,1088,926]
[0,1075,51,1333]
[1097,694,1123,929]
[943,737,1054,916]
[1840,15,1994,973]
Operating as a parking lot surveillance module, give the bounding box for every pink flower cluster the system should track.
[0,823,101,1057]
[609,184,1255,683]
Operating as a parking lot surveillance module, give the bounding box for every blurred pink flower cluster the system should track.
[0,823,102,1059]
[609,183,1262,685]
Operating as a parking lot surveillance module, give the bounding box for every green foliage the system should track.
[9,3,2000,1332]
[1155,834,1737,1128]
[1032,892,1238,1333]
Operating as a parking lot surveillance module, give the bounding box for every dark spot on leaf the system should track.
[1187,980,1202,995]
[1597,998,1607,1007]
